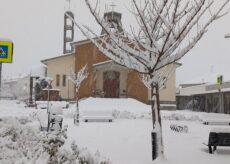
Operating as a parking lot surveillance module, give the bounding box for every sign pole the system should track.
[0,39,14,95]
[0,62,2,88]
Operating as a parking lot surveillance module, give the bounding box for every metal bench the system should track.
[207,128,230,154]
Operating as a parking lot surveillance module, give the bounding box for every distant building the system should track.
[177,81,230,114]
[41,54,75,100]
[1,64,46,100]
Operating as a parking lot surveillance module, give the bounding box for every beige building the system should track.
[41,54,75,100]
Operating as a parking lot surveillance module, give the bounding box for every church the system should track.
[41,11,180,104]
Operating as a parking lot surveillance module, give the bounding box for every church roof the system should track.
[41,53,73,64]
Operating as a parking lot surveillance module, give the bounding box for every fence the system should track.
[176,91,230,114]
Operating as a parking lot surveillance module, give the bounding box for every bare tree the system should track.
[68,0,229,159]
[68,65,88,125]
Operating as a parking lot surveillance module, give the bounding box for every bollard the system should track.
[152,131,158,160]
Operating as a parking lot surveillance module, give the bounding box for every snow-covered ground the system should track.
[0,98,230,164]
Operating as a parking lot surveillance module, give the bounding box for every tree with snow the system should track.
[35,77,53,101]
[68,65,88,125]
[68,0,229,159]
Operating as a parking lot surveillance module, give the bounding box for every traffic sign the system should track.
[0,40,13,63]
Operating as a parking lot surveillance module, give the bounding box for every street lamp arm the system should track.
[224,33,230,38]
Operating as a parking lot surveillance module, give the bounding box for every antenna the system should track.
[66,0,71,10]
[110,1,116,19]
[110,2,116,12]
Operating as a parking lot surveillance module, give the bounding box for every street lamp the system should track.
[46,78,53,132]
[224,33,230,38]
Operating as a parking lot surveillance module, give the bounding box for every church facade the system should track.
[41,11,180,104]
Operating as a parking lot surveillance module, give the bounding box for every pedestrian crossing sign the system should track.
[0,40,13,63]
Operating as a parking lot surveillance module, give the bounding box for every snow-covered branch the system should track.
[79,0,229,78]
[68,65,88,92]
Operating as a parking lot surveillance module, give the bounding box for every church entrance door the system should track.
[103,71,120,98]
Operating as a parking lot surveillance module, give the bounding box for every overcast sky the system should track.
[1,0,230,85]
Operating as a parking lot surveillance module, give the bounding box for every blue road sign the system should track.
[0,45,8,59]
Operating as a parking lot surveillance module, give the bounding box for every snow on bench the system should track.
[201,113,230,126]
[202,119,230,126]
[204,128,230,154]
[38,106,63,132]
[48,106,63,133]
[82,109,114,122]
[36,101,69,109]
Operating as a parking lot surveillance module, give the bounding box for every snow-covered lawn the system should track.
[0,98,230,164]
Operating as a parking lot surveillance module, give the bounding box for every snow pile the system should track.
[161,111,202,121]
[0,116,110,164]
[112,109,151,119]
[36,101,69,109]
[64,98,151,119]
[0,116,46,164]
[201,112,230,123]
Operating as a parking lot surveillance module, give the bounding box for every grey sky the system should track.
[1,0,230,85]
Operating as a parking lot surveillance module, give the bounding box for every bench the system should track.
[203,119,230,126]
[82,109,113,122]
[206,128,230,154]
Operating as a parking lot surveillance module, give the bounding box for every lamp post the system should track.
[223,33,230,113]
[217,75,223,113]
[46,78,52,131]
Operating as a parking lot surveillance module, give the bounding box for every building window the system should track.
[56,74,60,86]
[62,74,66,86]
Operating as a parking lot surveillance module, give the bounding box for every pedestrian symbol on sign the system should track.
[0,46,8,59]
[0,48,6,56]
[0,40,13,62]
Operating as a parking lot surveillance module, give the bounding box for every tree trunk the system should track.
[151,84,155,128]
[47,89,50,132]
[74,91,79,125]
[151,83,164,160]
[155,83,164,155]
[29,76,33,106]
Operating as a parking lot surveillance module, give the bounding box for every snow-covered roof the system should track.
[42,89,60,91]
[93,60,113,67]
[178,81,230,96]
[71,38,91,46]
[41,53,73,64]
[3,74,29,83]
[180,72,230,84]
[92,60,128,70]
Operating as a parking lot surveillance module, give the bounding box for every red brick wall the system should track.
[74,41,148,103]
[75,42,108,99]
